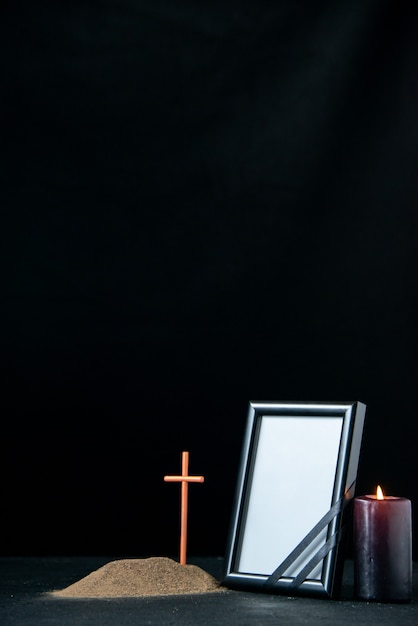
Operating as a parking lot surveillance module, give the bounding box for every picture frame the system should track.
[223,401,366,599]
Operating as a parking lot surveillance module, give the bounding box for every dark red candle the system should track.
[354,487,412,602]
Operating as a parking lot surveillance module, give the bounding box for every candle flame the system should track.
[376,485,384,500]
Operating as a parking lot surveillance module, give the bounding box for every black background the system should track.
[1,1,417,558]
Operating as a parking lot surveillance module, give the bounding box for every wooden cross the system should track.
[164,451,204,565]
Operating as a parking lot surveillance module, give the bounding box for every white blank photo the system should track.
[237,415,343,577]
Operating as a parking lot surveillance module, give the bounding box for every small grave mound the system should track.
[50,557,225,598]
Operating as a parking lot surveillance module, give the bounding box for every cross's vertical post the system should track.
[164,451,204,565]
[180,451,189,566]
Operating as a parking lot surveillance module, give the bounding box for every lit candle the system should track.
[353,485,412,602]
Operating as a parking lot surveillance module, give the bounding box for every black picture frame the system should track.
[223,401,366,599]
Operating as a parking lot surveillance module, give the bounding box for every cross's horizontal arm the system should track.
[164,476,205,483]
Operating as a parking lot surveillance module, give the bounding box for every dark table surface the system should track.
[0,557,416,625]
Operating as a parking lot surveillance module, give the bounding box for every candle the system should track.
[353,486,412,602]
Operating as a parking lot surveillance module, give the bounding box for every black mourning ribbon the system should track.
[263,482,355,591]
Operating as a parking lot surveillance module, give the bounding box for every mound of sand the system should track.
[50,557,225,598]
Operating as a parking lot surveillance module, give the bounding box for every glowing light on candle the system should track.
[376,485,384,500]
